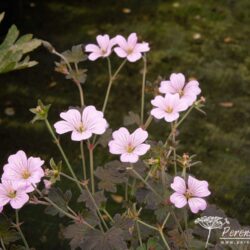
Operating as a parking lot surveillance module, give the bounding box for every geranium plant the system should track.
[1,30,231,250]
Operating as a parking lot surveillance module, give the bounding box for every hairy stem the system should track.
[15,210,30,250]
[88,145,95,193]
[159,229,171,250]
[102,59,126,113]
[80,141,87,180]
[45,119,82,192]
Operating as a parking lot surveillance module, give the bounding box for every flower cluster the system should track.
[151,73,201,122]
[85,33,150,62]
[0,150,44,210]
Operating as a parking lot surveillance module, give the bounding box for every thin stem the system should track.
[137,219,158,231]
[172,122,177,175]
[102,208,114,223]
[130,168,161,200]
[205,229,212,248]
[52,50,73,72]
[84,185,109,231]
[164,105,195,147]
[140,55,147,124]
[0,237,7,250]
[44,119,82,192]
[102,59,126,113]
[88,145,95,193]
[15,210,30,250]
[125,182,128,201]
[107,57,112,79]
[80,141,87,180]
[76,82,85,106]
[159,229,171,250]
[136,221,143,247]
[161,212,170,229]
[143,115,153,130]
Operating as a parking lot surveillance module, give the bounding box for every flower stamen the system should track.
[22,170,31,179]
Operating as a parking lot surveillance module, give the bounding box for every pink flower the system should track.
[2,150,44,193]
[54,106,108,141]
[0,180,29,209]
[114,33,150,62]
[151,93,188,122]
[108,127,150,163]
[85,34,116,61]
[159,73,201,106]
[170,176,211,214]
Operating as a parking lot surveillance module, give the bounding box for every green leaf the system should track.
[96,128,112,148]
[0,25,19,49]
[62,44,87,64]
[29,100,51,123]
[123,111,141,126]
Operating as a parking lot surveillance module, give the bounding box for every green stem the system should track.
[137,219,158,231]
[164,105,195,147]
[159,229,171,250]
[44,119,82,192]
[130,168,161,200]
[84,185,109,231]
[172,122,177,175]
[102,208,114,223]
[140,55,147,124]
[80,141,87,180]
[89,146,95,193]
[0,237,7,250]
[102,59,126,113]
[161,212,170,229]
[15,210,30,250]
[144,115,153,129]
[76,82,85,106]
[136,221,143,247]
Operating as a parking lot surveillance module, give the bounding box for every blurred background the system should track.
[0,0,250,248]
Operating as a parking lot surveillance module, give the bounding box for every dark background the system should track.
[0,0,250,248]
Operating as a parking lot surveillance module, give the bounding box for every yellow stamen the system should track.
[22,170,31,179]
[8,190,16,198]
[178,89,184,97]
[185,189,193,200]
[165,106,173,113]
[77,123,85,133]
[127,144,134,153]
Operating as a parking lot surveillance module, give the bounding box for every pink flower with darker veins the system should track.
[170,176,211,213]
[151,93,188,122]
[114,33,150,62]
[85,34,116,61]
[0,180,29,209]
[159,73,201,106]
[2,150,44,193]
[54,106,108,141]
[108,127,150,163]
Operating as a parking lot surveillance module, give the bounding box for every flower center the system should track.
[7,190,17,199]
[165,106,173,113]
[126,144,134,153]
[22,170,31,179]
[178,89,184,97]
[127,48,133,54]
[185,189,193,200]
[77,123,85,133]
[101,48,107,55]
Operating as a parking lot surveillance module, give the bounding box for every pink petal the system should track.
[127,33,138,47]
[134,42,150,53]
[133,144,150,156]
[188,197,207,213]
[112,127,130,146]
[150,108,166,119]
[159,81,176,94]
[171,176,186,194]
[96,34,110,49]
[170,73,185,90]
[151,95,166,109]
[88,52,102,61]
[188,176,211,198]
[164,112,179,122]
[130,128,148,147]
[127,52,142,62]
[120,153,139,163]
[60,109,81,127]
[181,95,197,106]
[10,192,29,209]
[71,130,92,141]
[108,141,126,154]
[175,99,188,112]
[170,193,187,208]
[54,121,74,134]
[115,35,128,50]
[114,47,127,58]
[7,150,27,170]
[85,44,100,53]
[184,80,201,96]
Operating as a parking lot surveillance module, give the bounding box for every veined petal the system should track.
[60,109,81,127]
[188,197,207,213]
[171,176,186,194]
[130,128,148,147]
[127,33,138,48]
[170,193,187,208]
[133,143,150,156]
[114,47,127,58]
[127,52,142,62]
[188,176,211,198]
[54,121,74,134]
[85,44,100,53]
[170,73,185,90]
[115,35,128,50]
[120,153,139,163]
